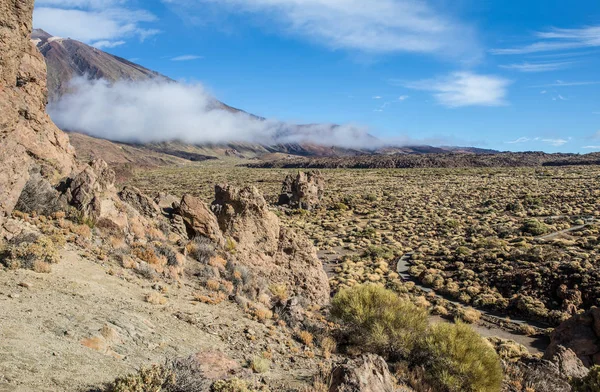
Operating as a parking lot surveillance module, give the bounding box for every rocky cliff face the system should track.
[0,0,77,230]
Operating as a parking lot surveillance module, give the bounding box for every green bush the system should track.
[419,321,503,392]
[331,284,428,359]
[521,219,549,236]
[572,366,600,392]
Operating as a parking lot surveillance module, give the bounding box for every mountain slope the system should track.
[32,29,500,160]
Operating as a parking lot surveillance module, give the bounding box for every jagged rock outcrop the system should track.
[178,194,224,245]
[212,184,330,305]
[544,307,600,367]
[119,186,161,218]
[0,0,76,231]
[14,169,66,215]
[66,159,115,218]
[505,356,574,392]
[329,354,397,392]
[278,171,324,210]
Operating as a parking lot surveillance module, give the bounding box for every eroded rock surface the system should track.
[278,170,324,210]
[0,0,76,229]
[329,354,397,392]
[119,186,161,218]
[544,307,600,367]
[212,184,330,305]
[178,194,224,245]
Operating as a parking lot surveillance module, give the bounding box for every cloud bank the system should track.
[48,77,377,149]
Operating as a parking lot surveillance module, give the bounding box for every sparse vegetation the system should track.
[418,322,503,392]
[331,284,428,359]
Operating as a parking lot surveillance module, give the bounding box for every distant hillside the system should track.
[248,151,600,169]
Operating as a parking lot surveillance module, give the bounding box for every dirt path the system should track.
[0,247,323,391]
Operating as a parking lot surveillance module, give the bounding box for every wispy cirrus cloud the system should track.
[171,55,203,61]
[531,80,600,88]
[33,0,160,47]
[401,72,511,108]
[499,61,574,73]
[506,136,570,146]
[491,25,600,55]
[161,0,479,59]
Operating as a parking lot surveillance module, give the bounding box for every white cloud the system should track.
[506,137,530,144]
[506,136,569,146]
[403,72,510,108]
[499,61,574,73]
[398,95,409,101]
[541,138,568,146]
[162,0,479,57]
[531,80,600,88]
[171,55,203,61]
[372,96,382,100]
[48,77,377,149]
[491,25,600,55]
[33,2,159,45]
[92,40,126,48]
[582,146,600,150]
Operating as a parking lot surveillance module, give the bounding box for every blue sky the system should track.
[33,0,600,152]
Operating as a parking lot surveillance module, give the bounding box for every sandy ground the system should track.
[0,246,322,392]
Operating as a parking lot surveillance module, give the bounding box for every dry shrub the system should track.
[145,292,167,305]
[206,279,221,292]
[186,237,216,263]
[7,235,60,270]
[73,224,92,239]
[250,357,270,373]
[107,358,210,392]
[320,336,336,359]
[296,330,314,347]
[33,260,52,273]
[457,307,481,324]
[208,256,227,270]
[269,283,289,303]
[193,291,226,305]
[331,284,428,359]
[129,218,146,239]
[211,378,254,392]
[252,305,273,322]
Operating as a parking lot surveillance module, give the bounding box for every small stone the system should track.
[18,282,32,288]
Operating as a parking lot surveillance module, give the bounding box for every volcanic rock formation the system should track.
[278,170,325,210]
[0,0,76,233]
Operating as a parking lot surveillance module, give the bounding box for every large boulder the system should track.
[329,354,397,392]
[67,159,115,218]
[544,307,600,367]
[278,170,324,210]
[212,184,330,305]
[177,194,223,245]
[119,186,161,218]
[14,169,66,215]
[0,0,76,230]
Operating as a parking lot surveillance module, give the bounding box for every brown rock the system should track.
[278,170,325,210]
[212,184,330,305]
[0,0,76,229]
[118,186,161,218]
[67,159,115,218]
[329,354,397,392]
[545,307,600,367]
[177,194,223,244]
[547,346,589,379]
